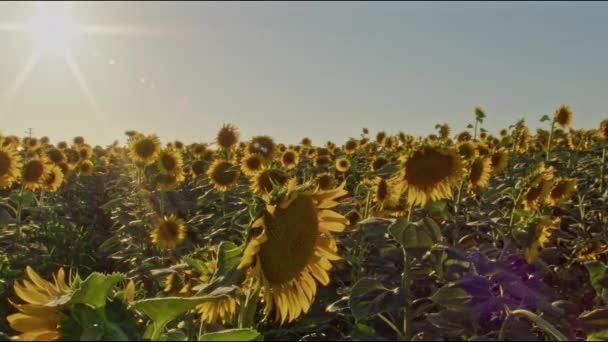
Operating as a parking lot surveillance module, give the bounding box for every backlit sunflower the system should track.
[216,123,240,150]
[547,178,577,207]
[7,266,73,341]
[78,160,95,176]
[43,165,64,192]
[248,136,276,161]
[157,149,184,175]
[490,148,509,174]
[150,214,186,249]
[241,153,264,176]
[398,147,463,207]
[0,145,22,189]
[281,149,299,170]
[238,181,348,324]
[190,160,207,178]
[21,158,50,191]
[335,157,351,173]
[129,134,161,166]
[468,156,492,190]
[251,168,291,198]
[207,160,240,192]
[554,104,573,129]
[524,216,560,263]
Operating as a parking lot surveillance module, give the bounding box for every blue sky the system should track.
[0,1,607,146]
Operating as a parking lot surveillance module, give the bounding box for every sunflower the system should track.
[554,104,573,129]
[522,166,554,212]
[335,157,351,173]
[438,123,451,139]
[7,266,72,341]
[191,143,208,159]
[43,165,64,192]
[376,131,387,145]
[599,121,608,140]
[238,181,348,324]
[196,292,239,326]
[316,173,336,191]
[248,136,276,161]
[468,156,492,190]
[216,123,240,150]
[174,140,185,150]
[314,155,332,168]
[474,106,486,121]
[156,172,185,192]
[371,156,388,171]
[190,160,207,178]
[21,158,50,191]
[577,240,607,261]
[345,210,361,227]
[129,134,161,166]
[207,160,240,192]
[251,168,291,198]
[241,153,264,176]
[73,136,85,146]
[457,141,478,160]
[398,147,463,207]
[0,145,22,189]
[490,148,509,174]
[150,214,186,249]
[547,178,577,207]
[281,149,299,170]
[157,149,184,175]
[45,148,65,164]
[372,177,391,209]
[456,131,472,143]
[78,160,95,176]
[300,137,312,147]
[499,129,508,138]
[77,144,93,161]
[24,137,41,152]
[524,216,560,263]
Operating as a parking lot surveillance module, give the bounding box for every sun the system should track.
[25,2,81,55]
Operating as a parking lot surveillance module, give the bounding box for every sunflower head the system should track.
[554,104,573,128]
[73,136,85,146]
[316,172,336,191]
[78,160,95,176]
[300,137,312,147]
[490,148,509,174]
[335,157,351,173]
[43,165,65,192]
[281,149,300,169]
[156,172,185,192]
[0,145,22,189]
[468,156,493,190]
[522,216,560,263]
[241,153,264,176]
[21,158,50,191]
[474,106,486,121]
[547,178,577,207]
[499,129,508,138]
[248,136,276,161]
[438,123,451,139]
[129,134,161,166]
[216,123,240,150]
[207,160,240,192]
[238,181,348,324]
[456,131,472,143]
[314,155,332,168]
[251,168,291,199]
[370,156,388,172]
[344,139,359,154]
[457,141,479,160]
[190,160,207,178]
[399,146,463,207]
[577,240,607,261]
[151,214,186,249]
[157,149,184,175]
[599,121,608,140]
[376,131,387,144]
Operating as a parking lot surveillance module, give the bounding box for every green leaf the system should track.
[585,261,608,296]
[580,309,608,333]
[388,218,442,252]
[348,277,404,321]
[587,329,608,341]
[199,328,262,341]
[69,273,126,309]
[540,115,551,122]
[0,208,13,226]
[133,287,236,340]
[430,285,472,310]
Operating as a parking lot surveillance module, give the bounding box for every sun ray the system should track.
[0,51,40,118]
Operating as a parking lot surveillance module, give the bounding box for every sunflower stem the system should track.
[498,309,568,341]
[16,185,25,235]
[600,146,606,195]
[377,313,403,340]
[401,248,412,340]
[546,120,555,161]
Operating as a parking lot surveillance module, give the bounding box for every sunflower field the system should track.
[1,105,608,341]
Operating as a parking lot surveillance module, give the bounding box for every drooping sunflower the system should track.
[490,148,509,175]
[150,214,186,249]
[21,158,50,191]
[157,149,184,175]
[190,160,207,178]
[78,160,95,176]
[468,156,493,190]
[523,216,560,263]
[7,266,72,341]
[554,104,573,129]
[129,134,161,166]
[398,147,463,207]
[335,157,351,173]
[238,181,348,324]
[248,136,276,161]
[241,153,264,176]
[546,178,577,207]
[281,149,300,170]
[207,160,240,192]
[0,145,22,189]
[43,165,65,192]
[251,168,291,198]
[216,123,240,150]
[316,172,336,191]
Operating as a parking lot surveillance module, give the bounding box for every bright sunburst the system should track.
[25,2,81,55]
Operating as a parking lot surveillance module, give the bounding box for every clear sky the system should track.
[1,1,607,146]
